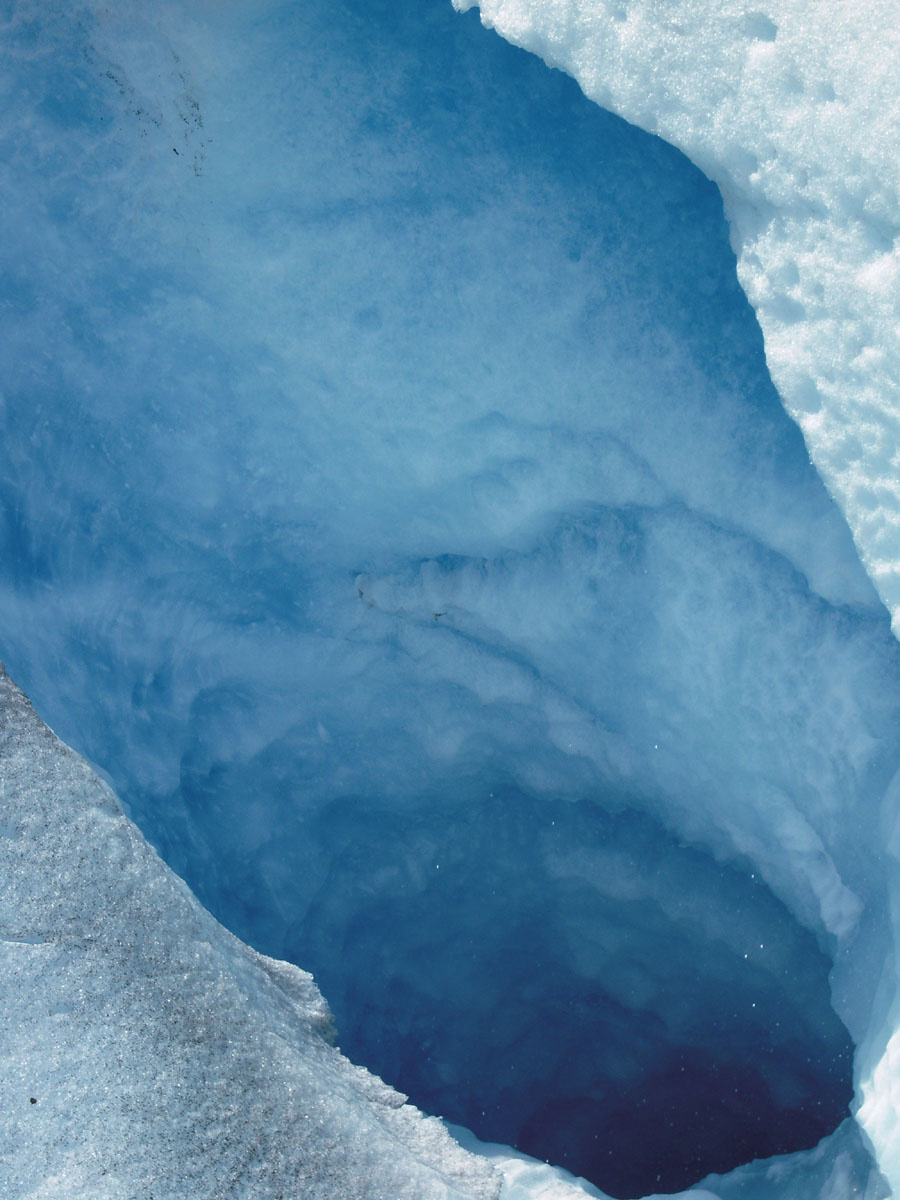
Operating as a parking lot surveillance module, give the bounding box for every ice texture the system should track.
[0,665,500,1200]
[448,0,900,1191]
[2,0,900,1196]
[452,0,900,635]
[453,1117,887,1200]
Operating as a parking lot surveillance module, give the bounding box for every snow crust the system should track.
[3,0,900,1196]
[0,665,499,1200]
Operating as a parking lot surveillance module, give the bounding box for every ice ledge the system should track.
[0,664,499,1200]
[452,0,900,636]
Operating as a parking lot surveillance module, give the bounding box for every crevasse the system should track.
[2,1,900,1197]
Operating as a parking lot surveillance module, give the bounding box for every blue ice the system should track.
[2,1,899,1195]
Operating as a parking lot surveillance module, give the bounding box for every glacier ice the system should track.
[2,0,900,1197]
[453,0,900,633]
[448,1,900,1191]
[0,665,500,1200]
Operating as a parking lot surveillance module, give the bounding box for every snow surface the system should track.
[2,0,900,1196]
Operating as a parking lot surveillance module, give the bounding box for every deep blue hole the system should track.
[0,0,879,1196]
[288,788,853,1197]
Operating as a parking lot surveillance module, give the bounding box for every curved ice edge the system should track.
[1,670,884,1200]
[0,663,499,1200]
[450,0,900,634]
[0,662,887,1197]
[448,1117,886,1200]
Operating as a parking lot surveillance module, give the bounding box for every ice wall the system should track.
[3,0,900,1196]
[451,0,900,1190]
[452,0,900,630]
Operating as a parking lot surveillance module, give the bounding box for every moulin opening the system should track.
[287,787,854,1198]
[0,0,885,1196]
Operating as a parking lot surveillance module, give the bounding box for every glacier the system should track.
[2,0,900,1197]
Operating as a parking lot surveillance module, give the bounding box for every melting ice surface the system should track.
[2,0,900,1197]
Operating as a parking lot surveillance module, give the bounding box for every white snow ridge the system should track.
[3,0,900,1198]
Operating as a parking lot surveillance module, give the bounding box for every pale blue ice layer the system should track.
[2,1,899,1196]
